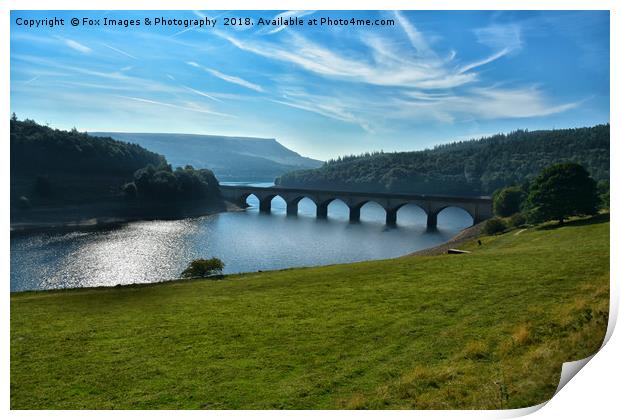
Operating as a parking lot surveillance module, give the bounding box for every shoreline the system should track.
[10,200,243,236]
[11,219,485,294]
[406,221,487,257]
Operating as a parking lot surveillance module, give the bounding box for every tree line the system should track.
[276,124,609,197]
[122,164,220,201]
[11,116,221,207]
[486,162,605,234]
[11,115,166,176]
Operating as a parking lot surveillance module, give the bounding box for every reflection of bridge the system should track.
[220,185,493,228]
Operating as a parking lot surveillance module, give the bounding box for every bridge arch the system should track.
[383,201,429,226]
[242,193,260,208]
[256,194,278,213]
[318,198,349,220]
[430,206,475,229]
[283,195,319,216]
[350,200,388,223]
[393,202,429,226]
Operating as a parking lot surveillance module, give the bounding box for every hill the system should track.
[10,215,609,409]
[276,125,610,196]
[92,132,323,182]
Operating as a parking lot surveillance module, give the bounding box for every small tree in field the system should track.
[181,258,225,279]
[484,217,507,235]
[526,163,599,225]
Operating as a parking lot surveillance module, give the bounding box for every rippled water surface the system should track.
[11,184,473,291]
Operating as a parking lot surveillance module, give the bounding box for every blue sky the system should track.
[11,10,609,160]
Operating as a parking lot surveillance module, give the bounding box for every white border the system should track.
[2,1,616,419]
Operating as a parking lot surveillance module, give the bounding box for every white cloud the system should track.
[62,38,92,54]
[182,85,223,102]
[458,48,510,74]
[393,86,581,122]
[216,14,528,93]
[216,28,477,90]
[12,12,579,135]
[393,11,434,57]
[186,61,264,92]
[215,12,578,129]
[474,23,523,54]
[267,84,579,132]
[459,86,579,119]
[117,95,235,118]
[102,43,137,59]
[23,75,40,85]
[272,89,373,132]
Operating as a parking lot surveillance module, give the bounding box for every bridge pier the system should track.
[386,209,397,226]
[259,198,272,213]
[349,206,361,222]
[427,212,438,229]
[286,201,298,216]
[317,202,328,219]
[472,204,490,225]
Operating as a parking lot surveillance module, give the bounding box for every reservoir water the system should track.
[10,183,473,292]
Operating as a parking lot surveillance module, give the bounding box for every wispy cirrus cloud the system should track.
[11,10,595,148]
[394,86,581,123]
[215,11,520,91]
[14,54,130,81]
[392,10,434,57]
[216,28,480,90]
[181,85,223,102]
[457,48,510,74]
[272,88,374,132]
[61,38,92,54]
[270,83,579,132]
[12,53,237,122]
[186,61,264,92]
[474,23,523,54]
[23,75,40,85]
[117,95,235,118]
[216,11,577,131]
[102,43,137,59]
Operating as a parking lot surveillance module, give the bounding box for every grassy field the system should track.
[10,215,609,409]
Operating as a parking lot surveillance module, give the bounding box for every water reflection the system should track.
[11,186,473,292]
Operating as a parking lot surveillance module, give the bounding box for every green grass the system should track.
[11,215,609,409]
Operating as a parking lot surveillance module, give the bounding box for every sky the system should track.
[10,10,610,160]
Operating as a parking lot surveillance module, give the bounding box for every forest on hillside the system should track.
[10,117,221,210]
[276,124,610,196]
[11,117,166,176]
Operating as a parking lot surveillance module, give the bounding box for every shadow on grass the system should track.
[537,212,609,230]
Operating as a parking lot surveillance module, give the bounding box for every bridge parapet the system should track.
[219,185,493,228]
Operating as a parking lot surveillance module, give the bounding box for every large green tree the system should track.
[526,163,599,224]
[493,186,525,217]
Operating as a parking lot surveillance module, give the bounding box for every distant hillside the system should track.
[277,124,610,196]
[92,132,323,182]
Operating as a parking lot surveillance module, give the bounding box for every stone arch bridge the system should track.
[220,185,493,228]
